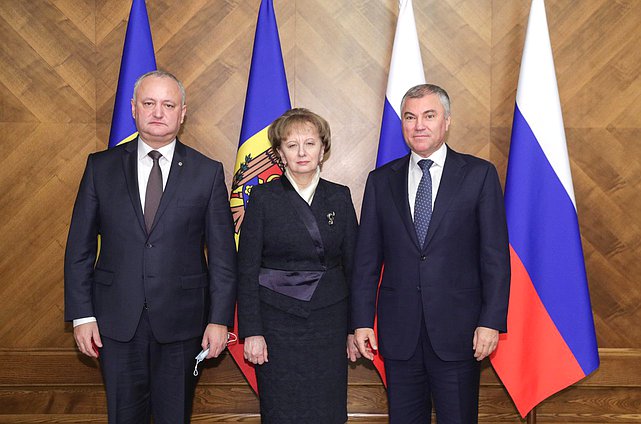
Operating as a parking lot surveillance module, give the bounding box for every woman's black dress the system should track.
[237,178,358,424]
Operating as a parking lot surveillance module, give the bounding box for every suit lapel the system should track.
[310,179,334,239]
[122,139,147,234]
[310,179,325,218]
[149,140,186,234]
[423,147,466,248]
[282,177,326,264]
[388,156,421,249]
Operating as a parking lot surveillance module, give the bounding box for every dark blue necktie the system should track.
[414,159,433,246]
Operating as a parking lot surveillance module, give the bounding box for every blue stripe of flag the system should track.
[376,98,409,168]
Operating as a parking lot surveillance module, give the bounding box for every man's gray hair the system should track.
[400,84,451,117]
[132,70,186,106]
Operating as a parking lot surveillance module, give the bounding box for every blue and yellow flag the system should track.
[228,0,291,394]
[108,0,157,148]
[230,0,291,242]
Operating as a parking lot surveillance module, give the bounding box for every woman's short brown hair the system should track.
[268,108,331,164]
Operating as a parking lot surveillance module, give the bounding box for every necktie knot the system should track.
[148,150,162,162]
[418,159,433,173]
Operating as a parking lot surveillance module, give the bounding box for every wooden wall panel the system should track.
[0,0,99,356]
[1,0,641,421]
[1,349,640,422]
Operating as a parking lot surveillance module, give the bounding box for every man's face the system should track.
[131,76,186,148]
[401,93,451,158]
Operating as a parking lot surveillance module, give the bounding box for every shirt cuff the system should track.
[73,317,97,327]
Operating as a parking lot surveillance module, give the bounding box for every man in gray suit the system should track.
[64,70,237,423]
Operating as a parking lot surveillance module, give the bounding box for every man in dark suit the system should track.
[352,84,510,423]
[64,70,237,423]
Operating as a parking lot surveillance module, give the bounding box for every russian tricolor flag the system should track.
[373,0,425,386]
[376,0,425,168]
[490,0,599,417]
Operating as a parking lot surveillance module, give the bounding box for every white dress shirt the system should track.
[73,138,176,327]
[408,143,448,220]
[137,138,176,208]
[284,167,321,206]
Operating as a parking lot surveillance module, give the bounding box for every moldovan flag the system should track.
[108,0,157,148]
[490,0,599,417]
[228,0,291,394]
[373,0,425,386]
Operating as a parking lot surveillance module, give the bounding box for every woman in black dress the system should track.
[237,108,360,423]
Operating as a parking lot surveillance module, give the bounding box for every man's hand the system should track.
[201,323,229,359]
[473,326,499,361]
[73,322,102,359]
[354,327,377,361]
[244,335,268,365]
[347,334,361,362]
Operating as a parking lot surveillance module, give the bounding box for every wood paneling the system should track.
[1,0,641,421]
[1,349,640,422]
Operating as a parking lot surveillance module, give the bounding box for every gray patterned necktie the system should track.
[414,159,434,246]
[144,150,163,232]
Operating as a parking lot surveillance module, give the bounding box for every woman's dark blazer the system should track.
[237,176,358,338]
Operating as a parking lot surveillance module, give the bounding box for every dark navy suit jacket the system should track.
[64,139,237,343]
[351,146,510,361]
[237,177,358,339]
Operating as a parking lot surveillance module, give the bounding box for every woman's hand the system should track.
[244,335,269,365]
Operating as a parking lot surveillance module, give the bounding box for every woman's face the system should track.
[278,123,324,180]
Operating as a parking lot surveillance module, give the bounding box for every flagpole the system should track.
[526,408,536,424]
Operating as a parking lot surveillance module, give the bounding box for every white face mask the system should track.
[193,332,238,376]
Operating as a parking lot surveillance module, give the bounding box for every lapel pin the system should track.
[327,211,335,226]
[178,161,183,167]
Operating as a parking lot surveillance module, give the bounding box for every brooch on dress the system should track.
[326,211,335,226]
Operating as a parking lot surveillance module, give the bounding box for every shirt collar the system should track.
[138,137,176,163]
[410,143,447,169]
[284,167,321,205]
